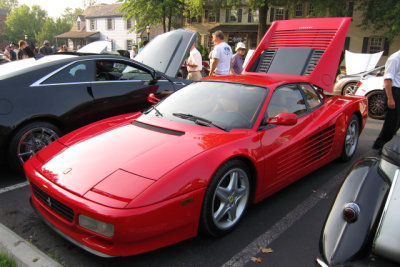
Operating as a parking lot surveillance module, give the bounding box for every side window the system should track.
[299,83,321,110]
[95,60,153,81]
[266,84,307,118]
[42,61,93,84]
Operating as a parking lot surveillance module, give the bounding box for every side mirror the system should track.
[147,93,160,104]
[267,113,297,126]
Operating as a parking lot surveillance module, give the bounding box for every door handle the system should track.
[87,86,94,98]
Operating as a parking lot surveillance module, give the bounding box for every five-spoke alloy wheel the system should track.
[200,159,251,236]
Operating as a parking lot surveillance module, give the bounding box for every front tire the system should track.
[340,114,359,161]
[200,160,251,237]
[8,121,61,172]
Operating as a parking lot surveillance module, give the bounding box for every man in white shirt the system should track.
[373,49,400,152]
[209,30,232,75]
[187,43,202,80]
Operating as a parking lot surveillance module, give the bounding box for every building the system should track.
[56,3,146,51]
[185,1,399,66]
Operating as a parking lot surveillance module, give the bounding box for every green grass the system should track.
[0,251,16,267]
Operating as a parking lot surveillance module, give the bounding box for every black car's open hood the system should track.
[134,29,198,78]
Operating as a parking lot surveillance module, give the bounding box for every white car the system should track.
[355,75,386,120]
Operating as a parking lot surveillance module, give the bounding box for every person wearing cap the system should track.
[186,43,202,80]
[39,40,54,55]
[231,42,246,75]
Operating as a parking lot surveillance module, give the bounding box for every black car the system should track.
[0,29,197,172]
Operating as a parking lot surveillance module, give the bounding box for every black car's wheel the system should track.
[340,114,359,161]
[200,159,251,237]
[367,90,387,120]
[342,82,357,96]
[8,122,62,172]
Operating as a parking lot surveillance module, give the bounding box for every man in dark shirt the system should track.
[39,40,54,55]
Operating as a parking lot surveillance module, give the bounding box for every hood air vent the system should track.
[256,49,277,73]
[132,121,185,136]
[304,50,325,75]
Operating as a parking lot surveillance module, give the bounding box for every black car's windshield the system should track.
[146,81,268,130]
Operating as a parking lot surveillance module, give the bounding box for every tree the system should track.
[119,0,185,33]
[0,0,18,11]
[35,17,72,46]
[357,0,400,43]
[3,4,46,44]
[61,7,84,25]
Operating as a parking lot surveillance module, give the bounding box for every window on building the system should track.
[226,9,242,23]
[77,21,81,31]
[205,9,219,23]
[295,3,303,17]
[127,19,132,30]
[127,39,133,50]
[248,8,253,23]
[307,3,314,16]
[347,2,354,17]
[90,19,96,31]
[275,8,285,20]
[107,18,114,30]
[368,37,385,53]
[362,37,389,55]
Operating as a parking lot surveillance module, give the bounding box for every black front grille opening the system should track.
[31,183,74,222]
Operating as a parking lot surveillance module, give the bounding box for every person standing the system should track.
[231,42,246,75]
[186,43,202,80]
[39,40,54,55]
[17,40,28,60]
[372,49,400,152]
[209,30,232,76]
[130,46,137,59]
[9,44,17,61]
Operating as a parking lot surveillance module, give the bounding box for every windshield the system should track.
[146,81,268,129]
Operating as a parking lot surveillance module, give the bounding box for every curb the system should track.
[0,223,62,267]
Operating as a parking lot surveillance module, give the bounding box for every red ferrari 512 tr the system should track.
[25,17,367,257]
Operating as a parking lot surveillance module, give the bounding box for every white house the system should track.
[56,3,149,51]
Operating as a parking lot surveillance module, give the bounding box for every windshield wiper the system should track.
[144,105,163,117]
[172,113,229,132]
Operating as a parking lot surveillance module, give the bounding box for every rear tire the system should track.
[8,121,61,173]
[340,114,359,161]
[200,159,251,237]
[341,82,357,96]
[367,91,386,120]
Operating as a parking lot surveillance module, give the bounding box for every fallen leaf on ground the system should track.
[250,257,262,263]
[260,247,274,254]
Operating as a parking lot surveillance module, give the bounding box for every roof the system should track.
[83,3,124,18]
[209,24,258,33]
[56,31,100,39]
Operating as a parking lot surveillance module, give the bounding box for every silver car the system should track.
[332,65,385,95]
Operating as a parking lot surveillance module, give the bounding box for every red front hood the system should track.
[34,115,246,196]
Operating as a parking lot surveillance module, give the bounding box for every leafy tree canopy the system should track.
[0,0,18,11]
[2,4,77,47]
[357,0,400,42]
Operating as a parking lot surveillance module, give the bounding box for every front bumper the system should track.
[26,159,205,257]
